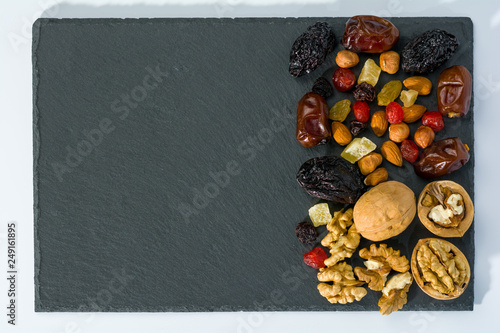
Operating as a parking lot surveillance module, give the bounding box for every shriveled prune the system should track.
[402,29,459,73]
[312,77,334,99]
[297,156,366,204]
[289,22,336,77]
[414,137,469,179]
[295,221,318,243]
[353,82,376,102]
[296,92,331,147]
[342,15,399,53]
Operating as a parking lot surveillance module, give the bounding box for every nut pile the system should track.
[291,15,474,315]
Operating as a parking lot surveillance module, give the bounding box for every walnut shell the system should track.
[411,238,470,300]
[353,181,416,241]
[417,180,474,237]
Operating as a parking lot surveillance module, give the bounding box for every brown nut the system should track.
[357,152,383,175]
[371,111,388,137]
[335,50,360,68]
[331,121,352,146]
[402,104,427,123]
[364,167,388,186]
[389,123,410,143]
[417,180,474,237]
[403,76,432,95]
[411,238,470,300]
[353,181,416,241]
[380,51,400,74]
[381,140,403,167]
[414,126,435,149]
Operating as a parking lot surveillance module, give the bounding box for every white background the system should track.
[1,0,500,332]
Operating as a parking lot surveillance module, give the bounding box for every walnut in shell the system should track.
[353,181,416,241]
[411,238,470,300]
[417,180,474,237]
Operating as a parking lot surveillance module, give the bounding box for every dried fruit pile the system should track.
[289,16,474,314]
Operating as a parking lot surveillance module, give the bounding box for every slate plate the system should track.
[33,17,473,312]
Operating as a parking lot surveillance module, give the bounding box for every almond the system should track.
[381,141,403,167]
[402,104,427,123]
[403,76,432,96]
[331,121,352,146]
[364,167,388,186]
[358,152,383,175]
[371,111,388,137]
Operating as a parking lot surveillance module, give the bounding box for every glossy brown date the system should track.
[342,15,399,53]
[437,65,472,118]
[296,92,331,147]
[414,137,469,179]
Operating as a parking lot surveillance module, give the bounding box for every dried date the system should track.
[296,156,366,204]
[289,22,336,77]
[342,15,399,53]
[401,29,459,73]
[296,92,331,147]
[414,137,469,179]
[437,65,472,118]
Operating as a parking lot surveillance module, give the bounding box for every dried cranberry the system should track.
[400,139,419,163]
[386,102,404,124]
[332,68,356,92]
[422,111,445,131]
[353,82,376,102]
[295,221,318,243]
[350,120,368,136]
[353,101,370,123]
[303,247,327,269]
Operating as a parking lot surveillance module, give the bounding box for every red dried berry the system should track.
[386,102,404,124]
[400,139,419,163]
[422,111,445,131]
[332,68,356,92]
[303,247,327,269]
[353,101,370,123]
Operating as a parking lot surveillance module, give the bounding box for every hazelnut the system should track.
[402,104,427,123]
[414,126,435,149]
[380,51,400,74]
[358,152,383,175]
[371,111,388,137]
[335,50,359,69]
[381,141,403,167]
[331,121,352,146]
[389,123,410,143]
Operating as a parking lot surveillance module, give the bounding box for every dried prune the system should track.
[296,92,331,147]
[401,29,459,73]
[289,22,336,77]
[296,156,366,204]
[350,120,368,136]
[342,15,399,53]
[353,82,376,102]
[295,221,318,243]
[312,77,334,99]
[414,137,469,179]
[437,65,472,118]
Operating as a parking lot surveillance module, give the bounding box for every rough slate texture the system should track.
[33,17,474,312]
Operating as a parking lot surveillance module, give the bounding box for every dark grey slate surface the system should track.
[33,17,473,312]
